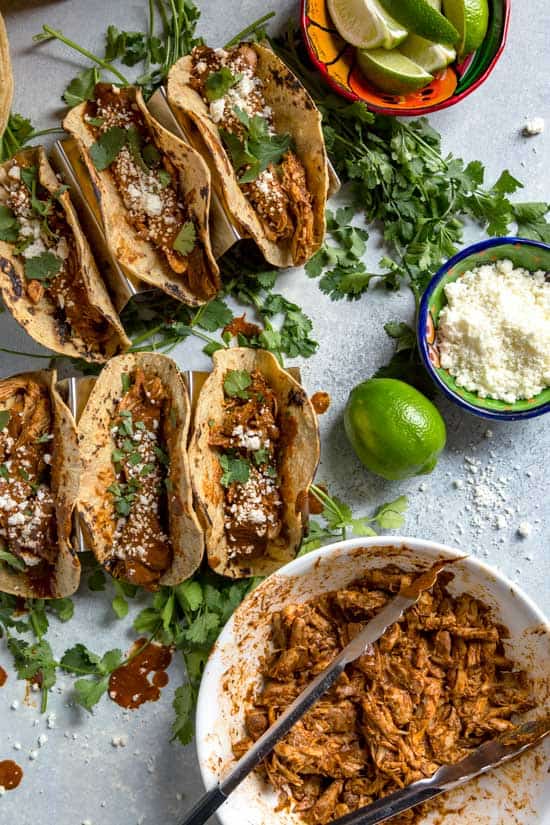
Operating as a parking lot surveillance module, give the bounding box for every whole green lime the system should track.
[344,378,446,480]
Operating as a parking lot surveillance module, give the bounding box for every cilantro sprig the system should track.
[299,484,408,556]
[223,369,252,399]
[205,67,242,101]
[221,107,292,183]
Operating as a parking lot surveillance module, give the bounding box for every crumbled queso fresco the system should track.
[437,259,550,403]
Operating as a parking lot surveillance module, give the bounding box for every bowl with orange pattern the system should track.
[300,0,510,116]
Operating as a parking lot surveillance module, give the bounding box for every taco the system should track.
[189,348,320,578]
[167,42,329,268]
[0,370,81,598]
[63,83,220,306]
[0,147,130,362]
[78,353,203,590]
[0,13,13,139]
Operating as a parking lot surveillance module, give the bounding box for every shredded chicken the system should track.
[190,44,315,258]
[106,368,173,589]
[0,378,58,582]
[234,566,536,824]
[209,370,283,559]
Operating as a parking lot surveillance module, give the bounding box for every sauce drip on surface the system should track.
[310,391,330,415]
[0,760,23,791]
[108,638,172,710]
[0,666,7,687]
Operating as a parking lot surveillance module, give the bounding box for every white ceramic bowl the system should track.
[196,537,550,825]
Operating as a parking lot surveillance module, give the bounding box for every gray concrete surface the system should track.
[0,0,548,823]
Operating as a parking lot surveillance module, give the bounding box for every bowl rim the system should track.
[195,534,550,801]
[299,0,511,117]
[417,235,550,421]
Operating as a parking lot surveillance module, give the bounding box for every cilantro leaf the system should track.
[373,495,408,530]
[512,202,550,242]
[205,68,241,101]
[171,684,195,745]
[0,205,20,243]
[60,644,102,675]
[48,598,74,622]
[0,114,34,163]
[63,67,100,106]
[7,637,57,690]
[175,580,203,613]
[0,549,25,571]
[173,221,196,255]
[219,454,250,487]
[88,567,106,591]
[89,126,127,171]
[223,369,251,399]
[24,251,62,282]
[0,410,10,430]
[74,675,110,711]
[196,298,233,332]
[183,610,220,646]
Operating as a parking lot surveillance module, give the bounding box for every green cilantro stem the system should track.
[309,484,349,541]
[28,127,66,140]
[34,25,130,85]
[0,347,52,359]
[224,12,276,49]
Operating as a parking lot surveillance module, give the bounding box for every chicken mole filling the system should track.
[106,368,173,589]
[86,84,214,296]
[0,378,58,591]
[209,369,283,560]
[190,45,315,262]
[0,158,111,352]
[234,566,537,824]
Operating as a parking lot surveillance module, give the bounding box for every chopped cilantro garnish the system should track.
[253,447,269,466]
[0,464,9,480]
[128,452,141,466]
[172,221,196,256]
[141,463,155,476]
[18,467,30,482]
[0,204,20,243]
[205,67,241,101]
[89,125,127,171]
[158,169,171,188]
[0,549,26,572]
[221,107,292,184]
[219,454,250,487]
[223,370,251,399]
[35,433,53,444]
[142,142,161,168]
[121,373,131,394]
[0,410,10,431]
[24,251,62,283]
[111,448,124,464]
[154,446,169,466]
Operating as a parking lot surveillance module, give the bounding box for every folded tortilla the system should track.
[63,84,220,306]
[167,42,329,268]
[78,353,203,589]
[189,348,320,578]
[0,13,13,138]
[0,370,81,599]
[0,146,130,362]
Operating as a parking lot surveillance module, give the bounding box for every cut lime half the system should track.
[443,0,489,57]
[378,0,459,45]
[400,34,456,74]
[356,48,433,94]
[327,0,408,49]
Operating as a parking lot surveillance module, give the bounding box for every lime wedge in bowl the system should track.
[327,0,408,49]
[400,34,456,73]
[443,0,489,57]
[378,0,459,45]
[356,48,433,94]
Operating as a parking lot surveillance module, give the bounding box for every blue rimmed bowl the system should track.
[418,237,550,421]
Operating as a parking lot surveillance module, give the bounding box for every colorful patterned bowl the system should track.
[418,237,550,421]
[300,0,510,116]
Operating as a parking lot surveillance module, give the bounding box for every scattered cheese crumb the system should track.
[10,700,19,710]
[28,750,38,761]
[517,521,533,538]
[37,734,48,748]
[13,743,21,751]
[522,117,545,136]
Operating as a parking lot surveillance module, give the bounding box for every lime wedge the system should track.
[400,34,456,73]
[442,0,489,57]
[378,0,459,45]
[327,0,408,49]
[356,47,433,94]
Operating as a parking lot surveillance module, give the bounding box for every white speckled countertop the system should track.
[0,0,548,823]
